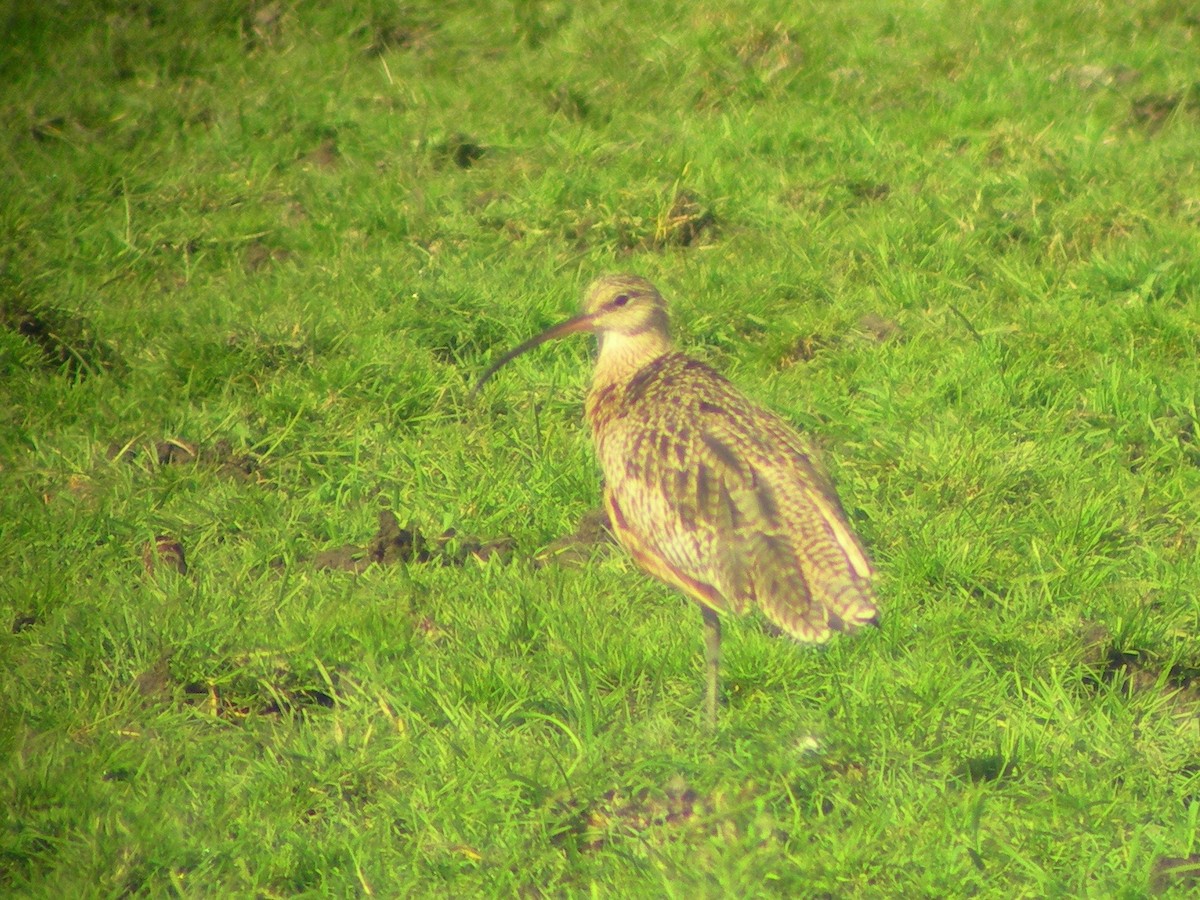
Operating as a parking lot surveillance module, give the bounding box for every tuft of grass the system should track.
[2,0,1199,894]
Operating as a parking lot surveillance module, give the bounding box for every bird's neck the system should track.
[590,330,673,394]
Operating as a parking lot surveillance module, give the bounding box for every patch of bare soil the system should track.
[1151,854,1200,895]
[535,507,615,568]
[1078,621,1200,712]
[242,241,293,272]
[776,313,900,368]
[1,292,125,380]
[107,437,260,482]
[552,774,792,856]
[1131,87,1200,129]
[303,509,514,573]
[132,651,337,720]
[434,133,486,169]
[553,776,704,853]
[643,189,715,250]
[142,535,188,577]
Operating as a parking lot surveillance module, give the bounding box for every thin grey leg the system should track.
[701,605,721,729]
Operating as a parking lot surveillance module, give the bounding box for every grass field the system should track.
[3,0,1200,895]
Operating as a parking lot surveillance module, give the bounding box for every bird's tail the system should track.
[740,529,876,643]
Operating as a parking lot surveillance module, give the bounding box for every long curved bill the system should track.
[470,313,595,399]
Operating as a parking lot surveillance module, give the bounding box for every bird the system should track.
[473,274,877,727]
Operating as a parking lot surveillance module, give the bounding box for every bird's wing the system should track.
[604,356,875,643]
[705,390,877,635]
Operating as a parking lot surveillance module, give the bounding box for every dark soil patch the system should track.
[434,134,486,169]
[1078,621,1200,710]
[223,330,314,370]
[546,84,592,121]
[1151,854,1200,895]
[107,437,260,482]
[297,137,339,170]
[187,676,335,720]
[554,776,702,854]
[142,535,188,577]
[243,1,285,50]
[30,115,70,142]
[956,754,1018,784]
[304,509,514,573]
[535,507,615,568]
[843,180,891,202]
[133,654,174,700]
[134,651,337,720]
[1,292,125,380]
[551,775,785,857]
[778,332,838,366]
[1131,87,1199,129]
[560,188,715,253]
[857,312,902,343]
[243,241,293,272]
[641,189,716,250]
[775,314,899,368]
[1053,64,1140,91]
[735,24,805,80]
[355,12,436,55]
[783,178,892,213]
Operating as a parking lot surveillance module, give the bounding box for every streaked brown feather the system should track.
[587,351,876,642]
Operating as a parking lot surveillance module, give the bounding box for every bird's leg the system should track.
[701,605,721,729]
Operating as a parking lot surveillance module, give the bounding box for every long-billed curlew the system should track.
[474,274,878,726]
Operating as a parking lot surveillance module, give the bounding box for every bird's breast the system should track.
[584,352,703,475]
[584,381,631,481]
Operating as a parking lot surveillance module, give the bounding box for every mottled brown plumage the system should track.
[474,274,877,726]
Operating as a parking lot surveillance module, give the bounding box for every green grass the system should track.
[3,0,1199,895]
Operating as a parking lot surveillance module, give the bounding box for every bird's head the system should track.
[471,274,672,397]
[579,274,670,338]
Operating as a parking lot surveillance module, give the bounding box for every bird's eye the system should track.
[611,294,630,308]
